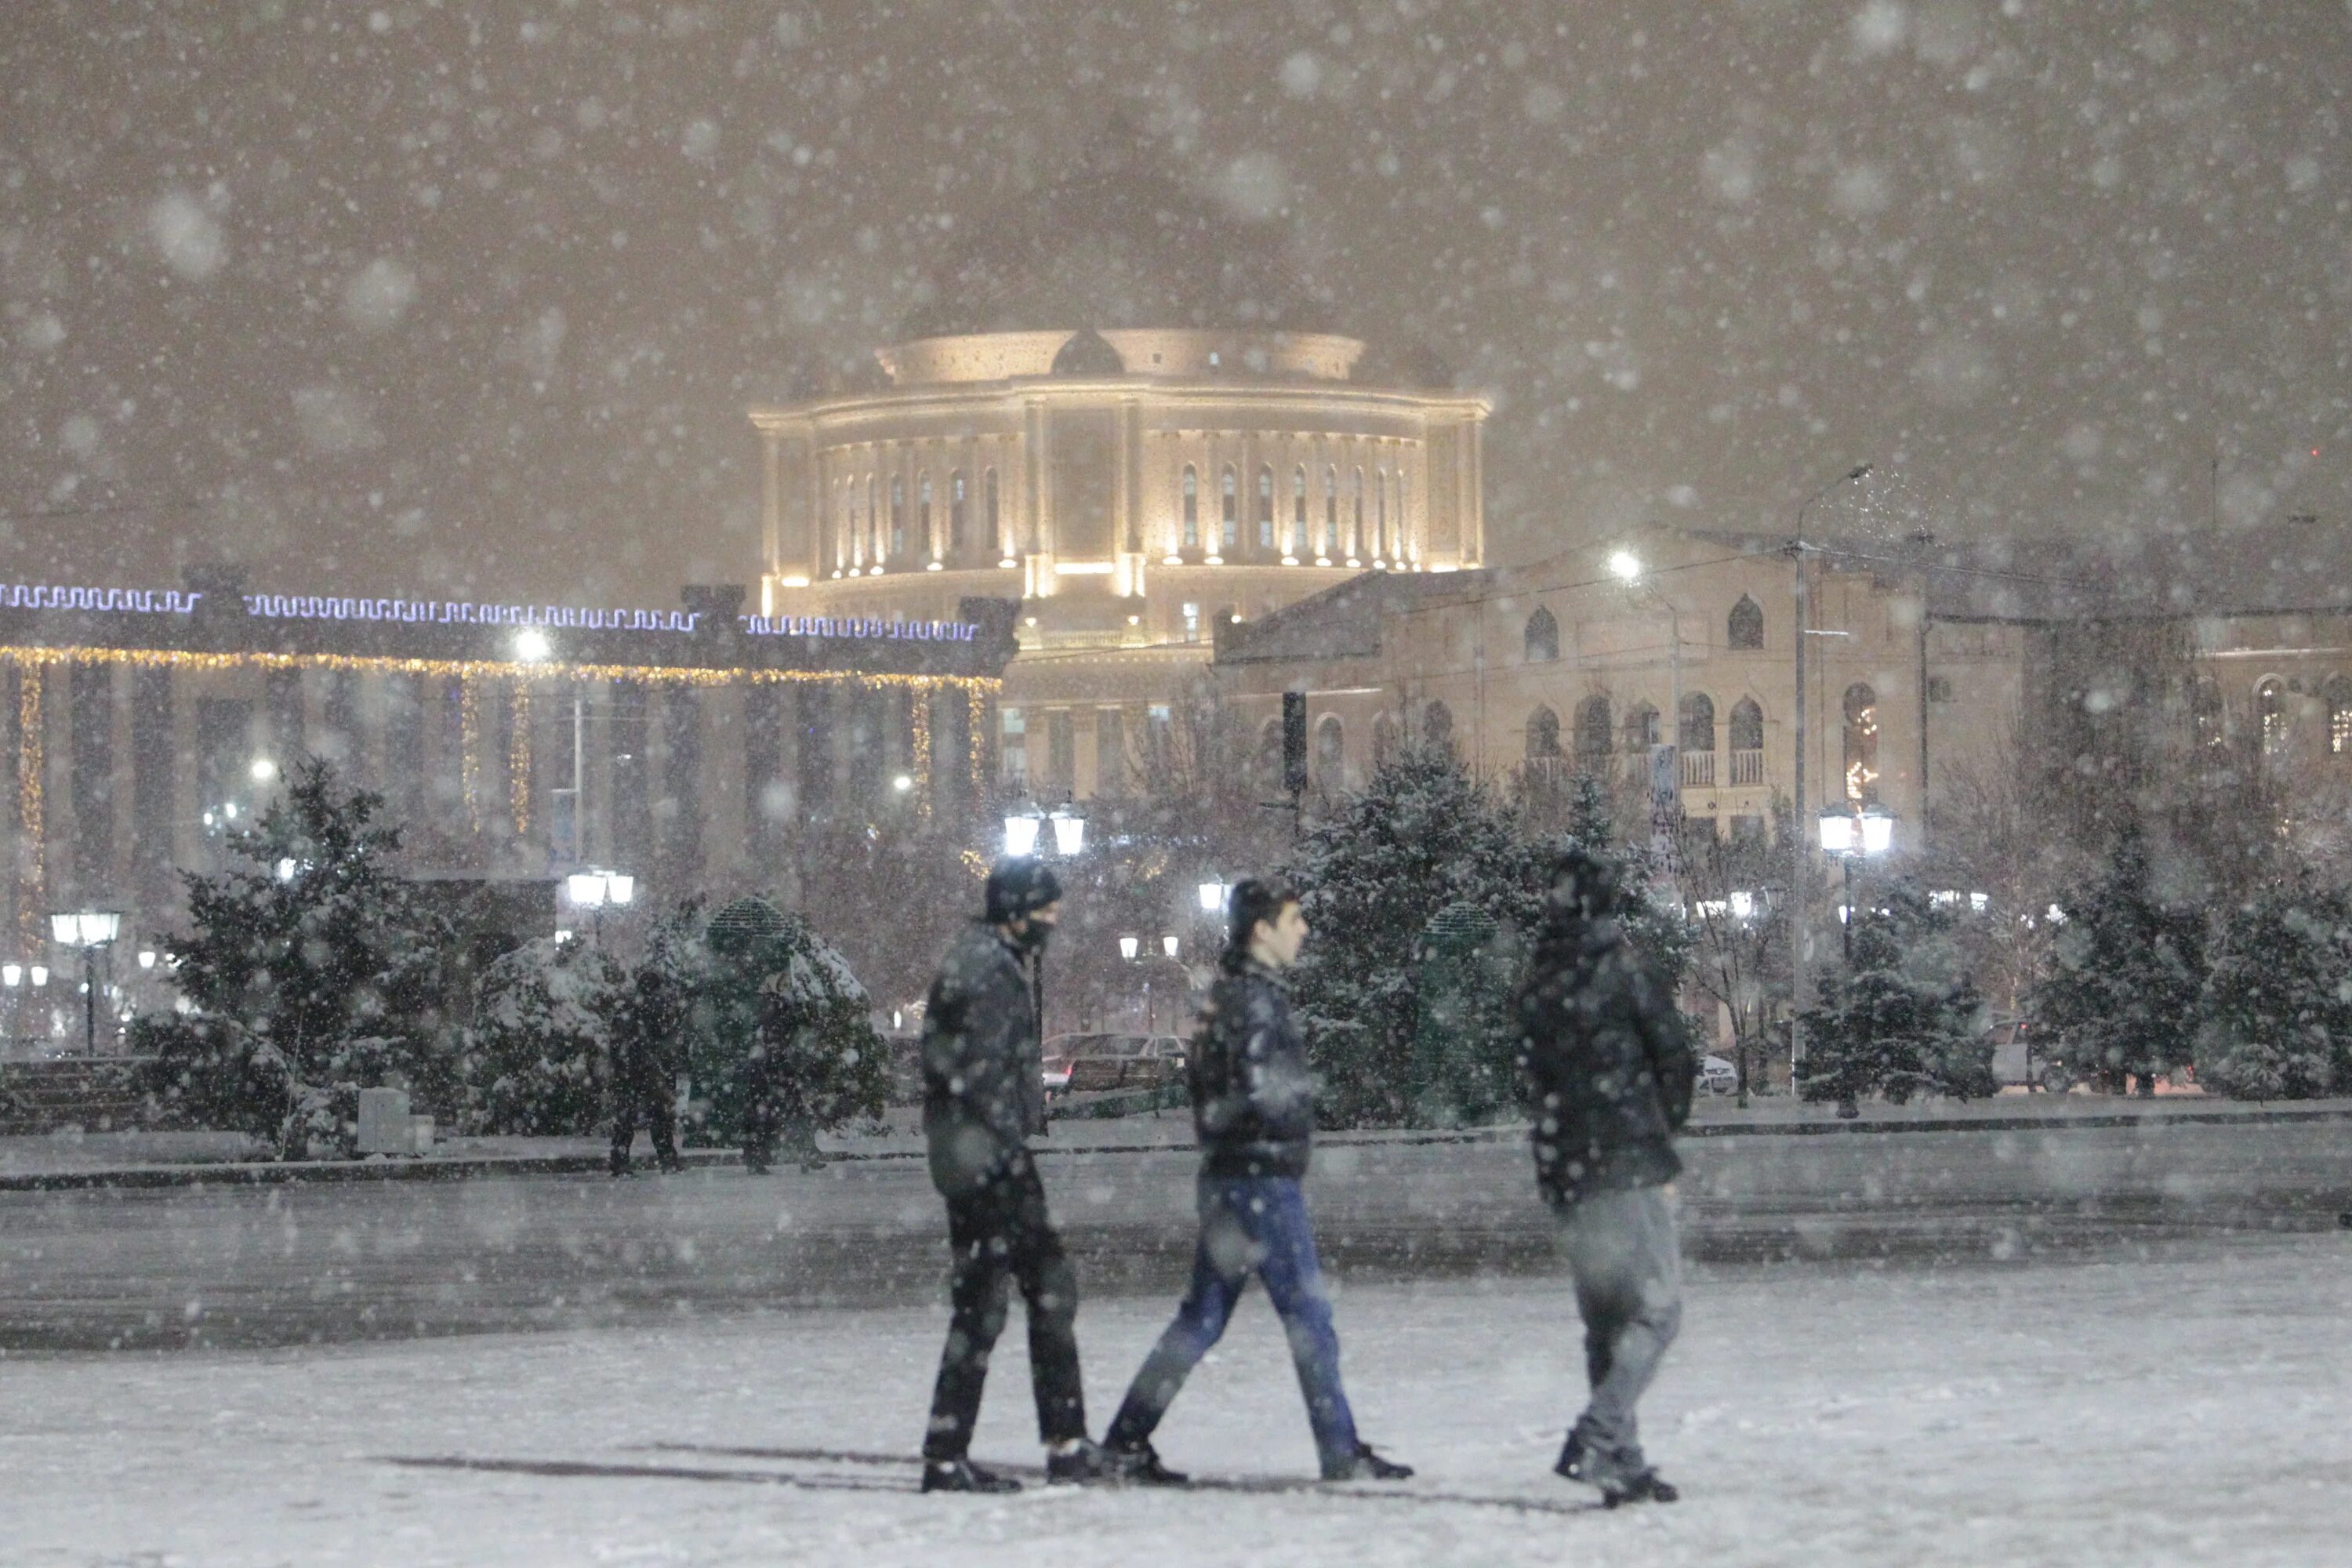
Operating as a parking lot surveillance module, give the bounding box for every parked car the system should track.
[1043,1033,1188,1096]
[1700,1054,1738,1095]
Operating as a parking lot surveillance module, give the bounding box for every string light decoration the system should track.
[16,666,42,951]
[459,673,483,835]
[967,691,991,803]
[509,682,532,837]
[0,648,1000,869]
[0,645,1000,699]
[909,687,932,818]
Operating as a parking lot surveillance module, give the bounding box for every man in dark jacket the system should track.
[1515,847,1697,1506]
[916,858,1106,1494]
[742,968,821,1174]
[608,966,684,1178]
[1100,877,1412,1486]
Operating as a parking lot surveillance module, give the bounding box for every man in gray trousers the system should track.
[1513,847,1697,1506]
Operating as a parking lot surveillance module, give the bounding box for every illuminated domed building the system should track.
[750,146,1489,800]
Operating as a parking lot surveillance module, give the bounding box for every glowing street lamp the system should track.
[1003,808,1044,858]
[1118,935,1141,961]
[1197,880,1231,914]
[564,869,634,946]
[1818,806,1896,960]
[1161,935,1181,959]
[1049,808,1087,856]
[49,909,122,1054]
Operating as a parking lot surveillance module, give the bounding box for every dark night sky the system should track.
[2,0,2347,607]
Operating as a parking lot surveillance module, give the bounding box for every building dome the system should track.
[902,132,1332,341]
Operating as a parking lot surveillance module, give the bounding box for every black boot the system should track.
[1602,1468,1679,1508]
[921,1457,1022,1494]
[1323,1442,1414,1482]
[1555,1428,1587,1482]
[1045,1438,1116,1485]
[1105,1440,1188,1486]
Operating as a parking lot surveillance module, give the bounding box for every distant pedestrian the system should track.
[916,858,1109,1494]
[742,969,820,1174]
[1513,847,1696,1506]
[608,964,685,1178]
[1100,876,1413,1486]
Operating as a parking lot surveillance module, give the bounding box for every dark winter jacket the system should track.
[610,967,687,1094]
[920,923,1046,1197]
[1190,949,1316,1181]
[1513,916,1696,1208]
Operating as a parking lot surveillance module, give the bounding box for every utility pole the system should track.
[1791,541,1809,1095]
[1788,463,1872,1099]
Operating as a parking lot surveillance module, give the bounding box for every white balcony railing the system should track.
[1681,750,1716,788]
[1730,748,1766,786]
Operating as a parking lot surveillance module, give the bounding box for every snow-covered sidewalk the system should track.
[5,1234,2345,1566]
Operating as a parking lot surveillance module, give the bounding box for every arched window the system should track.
[1843,682,1880,804]
[1373,711,1397,766]
[1257,465,1276,550]
[1374,467,1390,560]
[1221,466,1239,550]
[1624,702,1661,752]
[949,470,967,551]
[1323,466,1339,557]
[848,484,863,567]
[2328,676,2352,758]
[1423,699,1455,753]
[916,473,932,555]
[1729,696,1765,752]
[1398,470,1410,559]
[889,474,906,559]
[1316,714,1345,787]
[1679,693,1716,755]
[1255,718,1285,797]
[2190,675,2226,754]
[1728,595,1764,651]
[1681,693,1718,787]
[1181,465,1200,548]
[1290,466,1308,556]
[984,468,1000,553]
[1524,606,1560,662]
[1576,695,1613,762]
[1730,697,1764,785]
[866,475,879,562]
[2257,677,2288,757]
[1526,704,1562,760]
[1352,467,1366,559]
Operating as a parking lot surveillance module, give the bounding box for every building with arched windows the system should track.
[1214,516,2352,865]
[748,145,1488,801]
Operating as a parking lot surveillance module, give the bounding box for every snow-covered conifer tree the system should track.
[132,759,456,1158]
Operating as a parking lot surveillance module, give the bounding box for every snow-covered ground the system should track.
[5,1233,2346,1567]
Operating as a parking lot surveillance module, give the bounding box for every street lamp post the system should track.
[1004,803,1086,858]
[1788,462,1873,1098]
[1608,548,1684,873]
[1817,805,1895,963]
[563,869,635,946]
[49,910,122,1056]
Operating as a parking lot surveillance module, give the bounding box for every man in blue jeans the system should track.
[1101,877,1411,1485]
